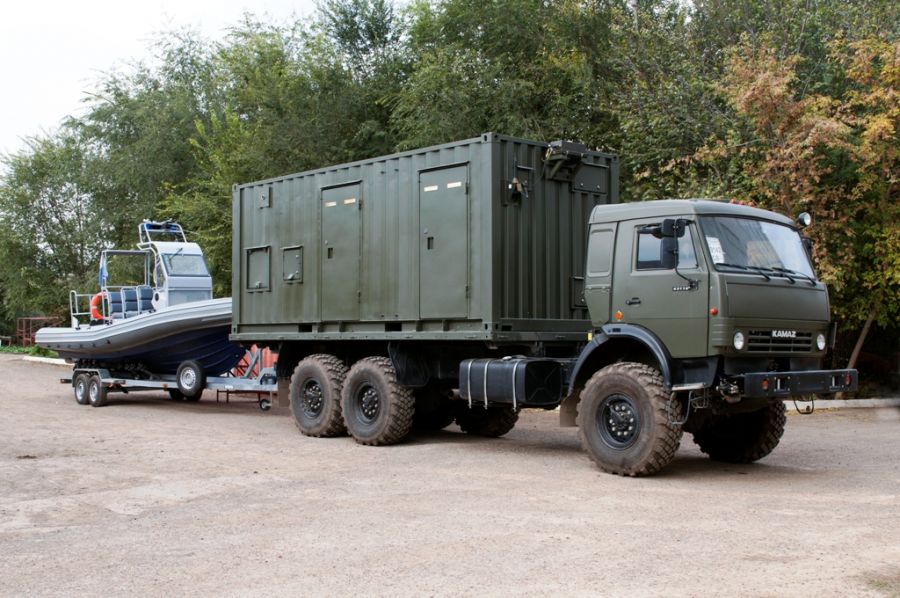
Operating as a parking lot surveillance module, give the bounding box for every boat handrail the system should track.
[68,290,95,328]
[138,220,187,245]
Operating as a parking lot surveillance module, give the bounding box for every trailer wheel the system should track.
[577,362,682,476]
[691,402,786,463]
[176,360,206,401]
[73,373,90,405]
[341,357,414,445]
[88,375,108,408]
[455,405,519,437]
[289,354,348,437]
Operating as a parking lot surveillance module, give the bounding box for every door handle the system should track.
[625,297,641,306]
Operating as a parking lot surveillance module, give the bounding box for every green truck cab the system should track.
[231,134,856,476]
[568,199,856,474]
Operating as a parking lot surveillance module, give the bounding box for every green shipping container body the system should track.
[231,133,619,344]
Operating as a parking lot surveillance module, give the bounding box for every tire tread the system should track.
[576,362,682,476]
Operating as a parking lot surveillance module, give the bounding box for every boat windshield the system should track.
[699,216,815,279]
[162,253,210,277]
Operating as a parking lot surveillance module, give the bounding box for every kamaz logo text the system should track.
[772,330,797,338]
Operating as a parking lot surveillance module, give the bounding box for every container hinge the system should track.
[357,290,362,302]
[465,285,470,298]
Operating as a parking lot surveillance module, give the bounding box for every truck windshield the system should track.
[162,253,210,277]
[700,217,815,279]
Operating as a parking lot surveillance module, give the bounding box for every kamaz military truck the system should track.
[231,133,857,476]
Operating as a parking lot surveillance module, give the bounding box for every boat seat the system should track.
[122,288,139,316]
[137,285,154,313]
[107,291,124,319]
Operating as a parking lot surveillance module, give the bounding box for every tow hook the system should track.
[716,381,741,403]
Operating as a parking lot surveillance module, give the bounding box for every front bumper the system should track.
[740,369,858,399]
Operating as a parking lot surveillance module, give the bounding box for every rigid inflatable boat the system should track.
[36,221,244,376]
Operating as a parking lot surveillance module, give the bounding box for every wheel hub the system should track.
[597,394,639,449]
[357,385,380,422]
[180,368,196,388]
[301,380,324,416]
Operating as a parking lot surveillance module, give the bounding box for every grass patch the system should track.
[864,570,900,597]
[0,345,58,358]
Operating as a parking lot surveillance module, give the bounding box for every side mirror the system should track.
[796,212,812,228]
[661,218,687,238]
[660,237,678,269]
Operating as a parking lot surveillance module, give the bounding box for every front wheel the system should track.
[691,402,786,463]
[577,362,682,476]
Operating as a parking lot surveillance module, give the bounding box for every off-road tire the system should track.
[87,375,108,408]
[73,373,90,405]
[413,386,456,432]
[577,362,682,476]
[455,405,519,437]
[289,354,348,437]
[176,360,206,401]
[341,357,414,445]
[692,401,786,463]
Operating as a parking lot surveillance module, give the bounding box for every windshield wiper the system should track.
[716,262,771,281]
[771,267,817,286]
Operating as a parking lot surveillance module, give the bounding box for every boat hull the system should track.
[35,298,245,376]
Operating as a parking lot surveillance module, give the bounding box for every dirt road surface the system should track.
[1,354,898,597]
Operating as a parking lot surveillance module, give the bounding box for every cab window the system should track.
[635,225,698,270]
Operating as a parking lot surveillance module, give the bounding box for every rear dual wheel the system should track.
[289,354,347,437]
[455,404,519,437]
[341,357,414,446]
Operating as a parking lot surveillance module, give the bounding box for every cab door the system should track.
[584,222,617,325]
[611,218,709,358]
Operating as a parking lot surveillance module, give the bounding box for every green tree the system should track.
[0,133,108,323]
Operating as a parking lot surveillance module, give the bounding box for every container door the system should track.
[321,184,361,321]
[419,166,468,319]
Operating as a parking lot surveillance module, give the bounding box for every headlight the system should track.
[733,331,746,351]
[816,333,827,351]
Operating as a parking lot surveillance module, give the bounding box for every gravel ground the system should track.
[1,353,899,597]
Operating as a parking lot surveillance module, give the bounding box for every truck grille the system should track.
[747,330,813,353]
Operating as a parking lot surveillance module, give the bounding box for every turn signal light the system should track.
[844,372,852,386]
[761,378,769,391]
[710,307,719,316]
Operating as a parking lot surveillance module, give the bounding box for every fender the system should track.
[567,323,674,395]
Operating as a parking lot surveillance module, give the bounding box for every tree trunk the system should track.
[847,308,876,371]
[836,307,877,399]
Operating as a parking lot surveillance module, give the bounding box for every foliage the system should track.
[694,35,899,340]
[0,0,897,365]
